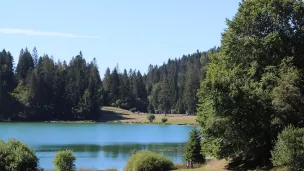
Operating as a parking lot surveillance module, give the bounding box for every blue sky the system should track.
[0,0,241,77]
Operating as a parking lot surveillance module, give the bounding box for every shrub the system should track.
[184,128,205,164]
[130,108,136,113]
[271,126,304,170]
[124,150,174,171]
[147,114,156,123]
[115,99,122,108]
[161,118,168,123]
[53,150,76,171]
[0,138,39,171]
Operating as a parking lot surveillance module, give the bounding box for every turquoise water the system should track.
[0,123,195,170]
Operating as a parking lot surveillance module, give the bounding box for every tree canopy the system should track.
[197,0,304,168]
[0,49,102,121]
[102,49,214,114]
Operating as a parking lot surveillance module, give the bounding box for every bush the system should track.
[147,114,156,123]
[161,118,168,123]
[184,128,205,164]
[53,150,76,171]
[124,150,174,171]
[0,138,39,171]
[115,99,122,108]
[130,108,136,113]
[271,126,304,170]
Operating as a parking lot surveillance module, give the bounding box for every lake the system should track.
[0,123,195,170]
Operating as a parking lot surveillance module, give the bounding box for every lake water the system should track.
[0,123,195,170]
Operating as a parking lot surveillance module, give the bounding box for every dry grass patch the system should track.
[100,106,197,125]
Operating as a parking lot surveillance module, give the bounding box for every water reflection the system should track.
[34,142,186,160]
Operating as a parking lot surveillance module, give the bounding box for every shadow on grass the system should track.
[99,110,135,122]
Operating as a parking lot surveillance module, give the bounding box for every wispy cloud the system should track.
[0,28,100,39]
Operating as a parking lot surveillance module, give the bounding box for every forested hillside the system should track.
[102,48,216,114]
[0,46,214,121]
[0,48,102,121]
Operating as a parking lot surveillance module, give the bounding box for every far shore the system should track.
[1,106,198,126]
[0,120,198,126]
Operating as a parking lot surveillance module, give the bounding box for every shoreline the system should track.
[0,120,198,126]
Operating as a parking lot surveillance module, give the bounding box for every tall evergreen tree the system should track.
[109,67,120,105]
[184,59,200,114]
[32,47,38,67]
[184,128,205,163]
[16,48,34,83]
[158,75,171,113]
[120,69,132,109]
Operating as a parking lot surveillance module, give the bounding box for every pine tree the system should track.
[120,69,132,109]
[110,67,120,105]
[102,68,111,105]
[32,47,38,67]
[184,59,200,114]
[0,50,17,119]
[184,129,205,163]
[16,48,34,83]
[158,75,171,113]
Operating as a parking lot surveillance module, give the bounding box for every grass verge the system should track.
[100,106,198,125]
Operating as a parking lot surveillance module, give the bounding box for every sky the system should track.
[0,0,241,77]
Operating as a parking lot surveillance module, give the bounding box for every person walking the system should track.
[186,160,189,169]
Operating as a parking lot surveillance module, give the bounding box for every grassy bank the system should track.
[100,106,198,125]
[2,106,198,126]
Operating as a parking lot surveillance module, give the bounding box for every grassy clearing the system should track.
[174,167,225,171]
[173,160,228,171]
[100,106,198,125]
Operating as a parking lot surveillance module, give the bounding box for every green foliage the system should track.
[0,49,102,121]
[184,129,205,163]
[16,48,34,82]
[130,108,136,113]
[101,49,211,114]
[184,57,201,114]
[147,114,156,123]
[158,76,171,114]
[197,0,304,168]
[161,118,168,123]
[271,126,304,170]
[53,150,76,171]
[0,138,38,171]
[0,50,17,120]
[115,99,123,108]
[124,150,174,171]
[1,45,211,121]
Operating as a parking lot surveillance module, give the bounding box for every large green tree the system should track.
[0,50,17,119]
[197,0,304,168]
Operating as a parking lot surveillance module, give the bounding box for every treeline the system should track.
[197,0,304,169]
[0,48,102,121]
[102,49,214,114]
[0,46,213,121]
